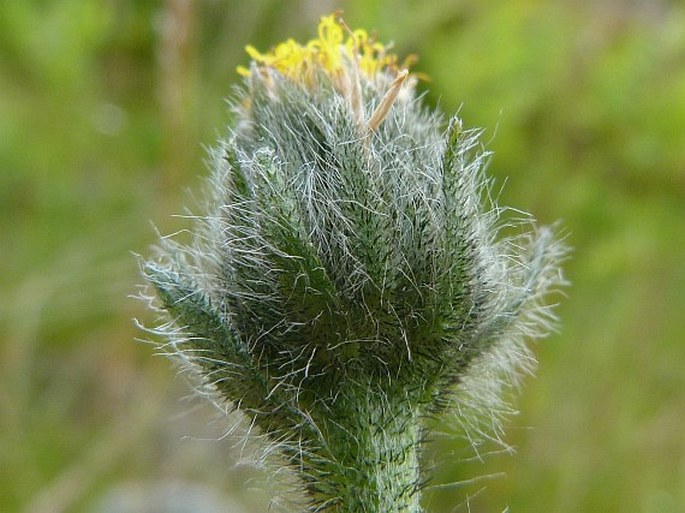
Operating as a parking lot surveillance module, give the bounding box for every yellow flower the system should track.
[239,14,411,83]
[238,13,417,132]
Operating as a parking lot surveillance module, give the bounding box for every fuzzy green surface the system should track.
[143,62,565,511]
[2,2,685,513]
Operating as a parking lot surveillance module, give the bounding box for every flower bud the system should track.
[142,13,567,512]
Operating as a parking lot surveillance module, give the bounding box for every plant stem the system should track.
[300,377,424,513]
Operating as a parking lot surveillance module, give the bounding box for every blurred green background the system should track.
[1,1,684,512]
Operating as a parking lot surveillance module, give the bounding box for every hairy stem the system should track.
[301,379,423,513]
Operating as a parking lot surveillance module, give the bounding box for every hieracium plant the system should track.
[142,13,566,513]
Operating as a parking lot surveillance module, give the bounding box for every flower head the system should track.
[142,12,567,513]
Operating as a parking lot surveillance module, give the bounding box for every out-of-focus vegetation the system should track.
[1,1,683,512]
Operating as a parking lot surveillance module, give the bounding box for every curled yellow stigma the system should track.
[237,13,411,84]
[238,13,417,132]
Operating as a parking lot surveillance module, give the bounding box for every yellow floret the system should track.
[238,13,406,85]
[238,13,420,132]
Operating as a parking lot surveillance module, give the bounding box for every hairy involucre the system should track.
[142,18,566,513]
